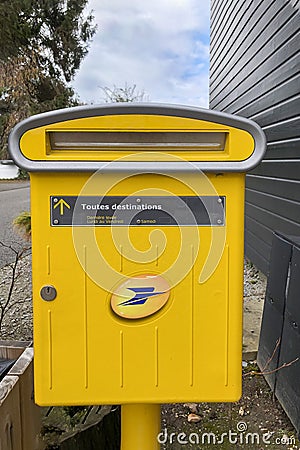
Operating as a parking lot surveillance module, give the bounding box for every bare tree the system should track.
[100,83,149,103]
[0,241,30,333]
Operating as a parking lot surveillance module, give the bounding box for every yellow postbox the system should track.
[9,104,265,410]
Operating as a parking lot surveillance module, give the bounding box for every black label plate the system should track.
[50,196,225,227]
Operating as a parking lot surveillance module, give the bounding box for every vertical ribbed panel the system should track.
[210,0,300,274]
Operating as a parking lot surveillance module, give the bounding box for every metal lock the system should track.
[40,285,57,301]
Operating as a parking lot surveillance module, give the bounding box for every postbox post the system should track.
[121,404,160,450]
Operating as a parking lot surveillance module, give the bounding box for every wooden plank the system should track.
[210,0,281,87]
[245,214,273,245]
[210,5,297,99]
[257,233,293,389]
[210,0,247,59]
[251,160,300,180]
[13,351,43,450]
[0,346,25,360]
[246,226,272,256]
[250,96,300,128]
[59,408,120,450]
[245,241,270,275]
[8,348,33,376]
[246,174,300,201]
[210,0,233,32]
[275,320,300,434]
[246,203,300,237]
[264,139,300,160]
[210,0,300,276]
[272,245,300,435]
[0,346,43,450]
[246,189,300,225]
[0,374,19,405]
[263,117,300,142]
[0,375,22,450]
[231,69,300,117]
[211,26,299,109]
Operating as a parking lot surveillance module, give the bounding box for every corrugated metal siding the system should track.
[209,0,300,274]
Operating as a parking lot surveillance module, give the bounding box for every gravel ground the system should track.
[0,252,33,340]
[243,260,267,299]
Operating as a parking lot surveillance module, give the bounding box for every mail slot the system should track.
[9,103,266,406]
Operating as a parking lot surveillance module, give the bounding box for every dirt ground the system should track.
[161,363,300,450]
[40,363,300,450]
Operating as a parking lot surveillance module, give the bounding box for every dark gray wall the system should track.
[209,0,300,275]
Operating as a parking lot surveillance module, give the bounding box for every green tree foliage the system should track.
[0,0,96,158]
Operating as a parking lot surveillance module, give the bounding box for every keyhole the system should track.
[40,285,57,301]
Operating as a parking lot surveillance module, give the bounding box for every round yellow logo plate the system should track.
[111,274,170,319]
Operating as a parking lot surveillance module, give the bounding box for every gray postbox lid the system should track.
[8,103,266,172]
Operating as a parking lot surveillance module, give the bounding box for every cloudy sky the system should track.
[72,0,211,107]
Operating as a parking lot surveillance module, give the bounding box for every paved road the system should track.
[0,181,30,267]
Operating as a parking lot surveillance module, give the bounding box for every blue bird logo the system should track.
[118,287,165,306]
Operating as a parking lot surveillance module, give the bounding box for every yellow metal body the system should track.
[21,111,251,406]
[121,404,160,450]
